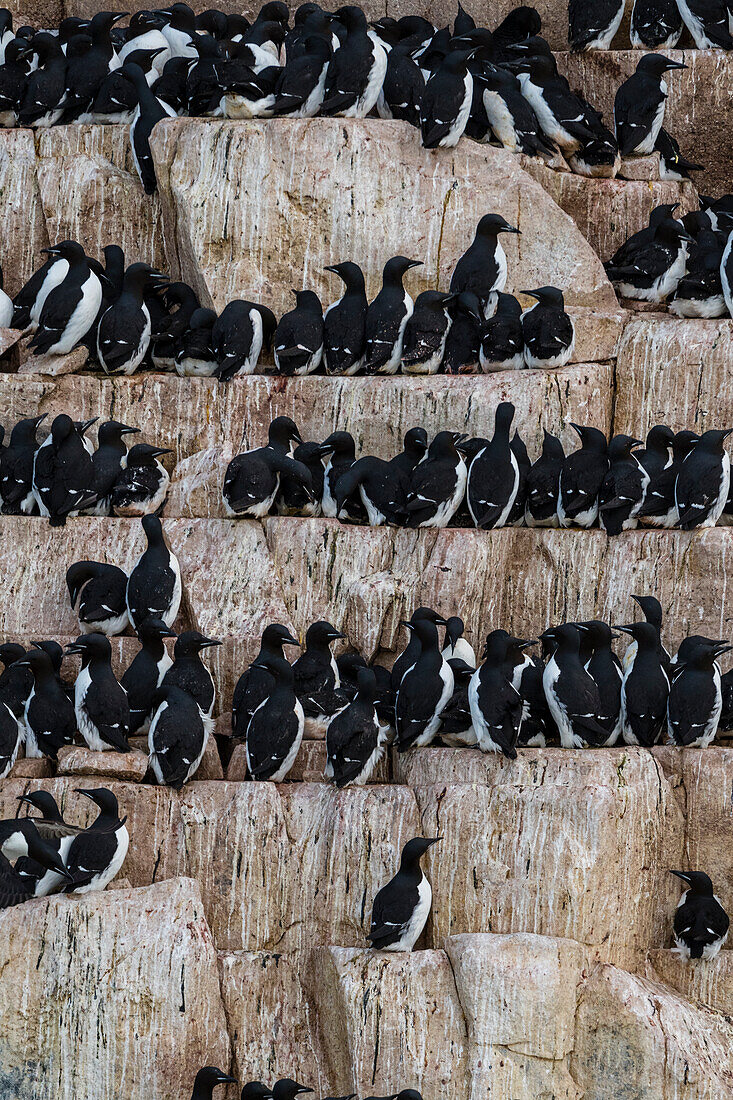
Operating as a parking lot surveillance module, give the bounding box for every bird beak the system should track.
[152,448,174,458]
[504,225,521,234]
[110,12,128,23]
[217,1074,238,1085]
[33,413,48,427]
[670,870,691,883]
[399,621,415,631]
[80,417,99,433]
[427,836,442,845]
[520,289,539,300]
[713,643,733,657]
[200,638,223,649]
[64,643,85,655]
[329,631,347,640]
[282,633,301,647]
[613,625,634,636]
[407,260,423,270]
[121,425,141,435]
[666,59,687,70]
[324,264,341,274]
[75,788,97,800]
[516,639,537,649]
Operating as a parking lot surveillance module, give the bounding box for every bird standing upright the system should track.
[614,54,687,158]
[126,513,181,630]
[368,836,440,951]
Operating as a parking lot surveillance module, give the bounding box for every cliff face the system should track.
[0,97,731,1100]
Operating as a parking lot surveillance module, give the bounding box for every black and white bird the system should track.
[389,426,429,482]
[28,241,103,356]
[635,424,674,483]
[450,213,519,317]
[126,62,176,194]
[325,667,390,786]
[320,5,387,118]
[17,33,67,128]
[162,629,220,735]
[363,256,422,375]
[0,822,72,908]
[121,616,175,734]
[63,788,129,893]
[466,402,518,529]
[405,430,467,529]
[671,230,726,317]
[292,620,346,721]
[11,792,83,897]
[479,292,524,372]
[271,35,332,117]
[569,0,625,49]
[277,440,325,516]
[512,53,597,158]
[420,48,474,149]
[320,430,365,522]
[190,1067,238,1100]
[66,633,131,752]
[640,429,697,528]
[443,292,483,373]
[630,0,683,48]
[580,620,623,745]
[334,454,409,526]
[322,262,368,376]
[149,683,208,787]
[394,617,454,750]
[32,413,97,525]
[473,64,556,158]
[598,434,649,536]
[368,836,440,951]
[66,560,130,636]
[0,414,46,515]
[438,658,476,747]
[174,307,218,377]
[376,40,425,126]
[604,202,679,273]
[723,227,733,319]
[274,290,324,375]
[521,286,574,369]
[110,443,172,516]
[670,870,730,961]
[676,0,733,47]
[614,54,687,158]
[88,419,140,515]
[468,630,528,758]
[617,621,670,746]
[525,430,564,527]
[541,623,611,748]
[97,262,158,374]
[245,654,305,781]
[390,607,447,697]
[212,299,277,380]
[667,638,731,747]
[400,290,454,374]
[675,429,731,529]
[557,424,609,528]
[126,513,182,630]
[223,416,311,518]
[232,622,300,739]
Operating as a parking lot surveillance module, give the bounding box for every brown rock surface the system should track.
[571,964,733,1098]
[309,947,468,1099]
[219,950,326,1089]
[447,932,586,1100]
[614,318,733,437]
[0,131,49,297]
[558,50,733,198]
[0,878,230,1100]
[17,346,88,377]
[150,118,616,314]
[648,950,733,1016]
[56,745,149,781]
[411,748,682,967]
[681,749,733,913]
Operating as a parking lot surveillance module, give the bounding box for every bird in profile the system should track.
[368,836,440,951]
[670,870,729,960]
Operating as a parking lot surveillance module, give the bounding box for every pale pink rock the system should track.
[56,745,149,782]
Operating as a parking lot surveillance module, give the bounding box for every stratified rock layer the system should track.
[0,878,230,1100]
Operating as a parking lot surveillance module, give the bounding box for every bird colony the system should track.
[0,0,704,196]
[5,217,577,377]
[1,0,733,1096]
[223,410,733,532]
